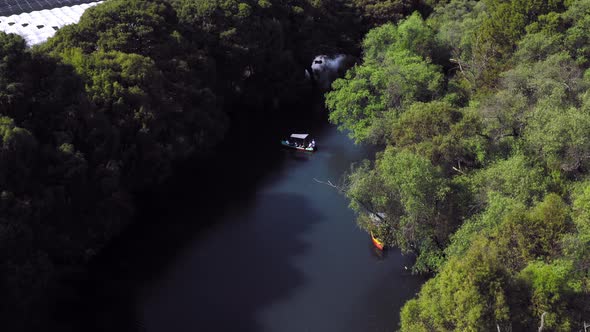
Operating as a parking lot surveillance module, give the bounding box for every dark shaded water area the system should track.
[65,101,425,332]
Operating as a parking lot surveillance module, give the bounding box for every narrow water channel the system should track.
[135,125,424,332]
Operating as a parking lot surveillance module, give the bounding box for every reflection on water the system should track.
[140,191,322,332]
[369,243,388,260]
[138,126,424,332]
[69,121,424,332]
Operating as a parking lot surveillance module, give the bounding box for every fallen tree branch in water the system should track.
[313,178,343,192]
[313,178,386,223]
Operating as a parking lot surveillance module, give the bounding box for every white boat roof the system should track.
[290,133,309,139]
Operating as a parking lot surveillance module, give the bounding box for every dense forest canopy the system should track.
[0,0,428,330]
[326,0,590,330]
[2,0,589,330]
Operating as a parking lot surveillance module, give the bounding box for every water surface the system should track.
[137,125,424,332]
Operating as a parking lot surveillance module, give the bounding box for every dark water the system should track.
[131,125,424,332]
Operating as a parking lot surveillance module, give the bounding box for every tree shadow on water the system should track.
[49,103,331,332]
[140,192,323,332]
[284,149,314,162]
[346,247,424,332]
[60,191,322,332]
[369,243,388,261]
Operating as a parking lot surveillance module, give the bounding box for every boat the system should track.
[371,232,384,250]
[369,212,386,250]
[281,133,317,152]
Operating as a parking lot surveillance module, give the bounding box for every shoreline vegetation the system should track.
[0,0,418,330]
[326,0,590,330]
[1,0,588,331]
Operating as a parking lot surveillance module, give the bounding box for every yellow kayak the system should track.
[371,232,384,250]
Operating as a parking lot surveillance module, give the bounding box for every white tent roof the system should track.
[290,133,309,139]
[0,2,102,46]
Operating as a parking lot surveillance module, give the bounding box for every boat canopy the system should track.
[290,133,309,139]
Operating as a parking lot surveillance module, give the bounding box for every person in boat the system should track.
[310,139,316,148]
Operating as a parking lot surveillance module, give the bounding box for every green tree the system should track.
[352,0,419,26]
[444,193,523,259]
[401,237,512,331]
[43,0,180,59]
[525,105,590,173]
[389,101,486,171]
[498,193,571,264]
[564,182,590,294]
[326,17,443,144]
[518,260,580,330]
[351,148,451,271]
[469,154,548,206]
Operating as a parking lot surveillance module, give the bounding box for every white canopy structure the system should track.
[0,1,102,46]
[290,134,309,140]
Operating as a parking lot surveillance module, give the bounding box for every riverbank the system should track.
[73,116,424,332]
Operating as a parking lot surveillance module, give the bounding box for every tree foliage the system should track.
[2,0,590,329]
[326,14,443,143]
[327,0,590,329]
[2,0,430,329]
[401,237,512,331]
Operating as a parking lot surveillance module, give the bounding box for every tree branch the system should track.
[313,177,343,192]
[452,166,466,175]
[313,178,386,223]
[477,132,492,140]
[450,58,467,75]
[538,312,547,332]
